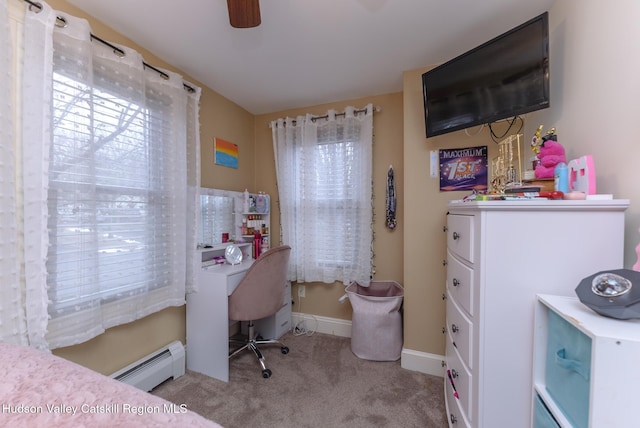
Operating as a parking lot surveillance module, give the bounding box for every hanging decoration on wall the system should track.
[439,146,488,192]
[214,137,238,169]
[386,165,397,230]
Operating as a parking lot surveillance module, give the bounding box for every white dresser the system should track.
[443,199,629,428]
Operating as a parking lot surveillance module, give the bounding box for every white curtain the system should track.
[0,0,18,343]
[0,0,38,347]
[13,1,200,349]
[0,0,53,349]
[185,85,202,294]
[272,105,374,285]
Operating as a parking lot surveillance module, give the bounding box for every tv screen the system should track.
[423,12,550,138]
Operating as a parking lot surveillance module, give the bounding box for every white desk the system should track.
[186,258,254,382]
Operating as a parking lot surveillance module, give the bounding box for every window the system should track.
[13,3,198,349]
[41,24,194,348]
[199,192,235,246]
[47,70,167,313]
[272,106,374,285]
[311,139,360,268]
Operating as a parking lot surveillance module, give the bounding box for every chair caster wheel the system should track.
[281,346,289,354]
[262,369,272,378]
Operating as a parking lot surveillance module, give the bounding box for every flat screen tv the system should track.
[423,12,550,138]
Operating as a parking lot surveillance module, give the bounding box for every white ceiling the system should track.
[65,0,555,115]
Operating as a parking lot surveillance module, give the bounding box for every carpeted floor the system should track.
[151,332,447,428]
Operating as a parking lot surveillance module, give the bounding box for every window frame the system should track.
[47,67,172,314]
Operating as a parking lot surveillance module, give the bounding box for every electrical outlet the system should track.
[298,285,305,298]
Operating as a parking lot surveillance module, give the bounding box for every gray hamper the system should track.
[346,281,404,361]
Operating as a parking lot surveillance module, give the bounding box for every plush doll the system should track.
[534,131,566,179]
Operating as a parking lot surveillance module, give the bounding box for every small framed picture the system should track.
[214,137,238,169]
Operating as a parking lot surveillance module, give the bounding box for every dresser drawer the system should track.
[447,214,474,263]
[445,367,471,428]
[446,293,473,369]
[545,309,591,428]
[447,251,474,316]
[283,281,291,305]
[274,302,291,337]
[447,339,473,422]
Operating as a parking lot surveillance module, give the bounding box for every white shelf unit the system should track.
[238,193,271,258]
[443,199,628,428]
[533,294,640,428]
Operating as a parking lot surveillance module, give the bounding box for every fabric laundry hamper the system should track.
[346,281,404,361]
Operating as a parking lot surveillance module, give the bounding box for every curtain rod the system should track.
[270,106,381,128]
[22,0,196,93]
[310,106,380,122]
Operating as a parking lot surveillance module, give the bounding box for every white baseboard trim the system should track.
[401,348,445,378]
[291,312,445,378]
[291,312,352,337]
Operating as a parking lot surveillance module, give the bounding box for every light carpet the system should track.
[151,332,447,428]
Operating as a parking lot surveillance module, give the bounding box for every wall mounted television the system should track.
[423,12,550,138]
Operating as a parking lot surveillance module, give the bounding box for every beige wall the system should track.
[254,93,405,321]
[531,0,640,268]
[200,95,255,192]
[402,68,520,355]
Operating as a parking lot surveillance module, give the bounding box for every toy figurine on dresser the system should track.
[531,127,566,179]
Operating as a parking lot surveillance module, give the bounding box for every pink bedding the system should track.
[0,343,222,427]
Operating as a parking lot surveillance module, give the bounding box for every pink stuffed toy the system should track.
[534,135,566,179]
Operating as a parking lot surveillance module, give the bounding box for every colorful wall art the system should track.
[214,137,238,169]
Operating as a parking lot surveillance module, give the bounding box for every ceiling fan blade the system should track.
[227,0,261,28]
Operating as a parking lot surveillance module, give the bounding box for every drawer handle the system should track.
[450,414,457,424]
[451,324,459,333]
[452,278,460,287]
[451,369,459,378]
[452,231,460,240]
[555,348,590,381]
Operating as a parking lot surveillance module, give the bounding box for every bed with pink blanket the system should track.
[0,342,222,427]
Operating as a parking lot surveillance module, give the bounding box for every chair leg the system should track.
[249,343,267,371]
[229,341,250,359]
[228,320,289,378]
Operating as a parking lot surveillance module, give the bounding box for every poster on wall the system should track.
[439,146,488,192]
[214,137,239,169]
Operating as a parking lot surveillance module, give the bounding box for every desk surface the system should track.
[200,259,254,295]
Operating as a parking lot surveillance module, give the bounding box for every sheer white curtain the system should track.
[0,0,36,346]
[0,0,18,343]
[17,1,200,349]
[272,105,374,285]
[185,85,202,294]
[0,0,53,349]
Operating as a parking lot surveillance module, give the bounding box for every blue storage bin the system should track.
[545,309,592,428]
[534,394,560,428]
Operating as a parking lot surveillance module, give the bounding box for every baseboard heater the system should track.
[110,340,185,392]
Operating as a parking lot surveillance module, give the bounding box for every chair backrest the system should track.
[228,245,291,321]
